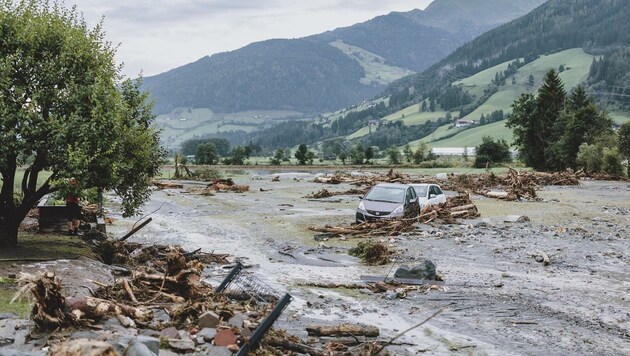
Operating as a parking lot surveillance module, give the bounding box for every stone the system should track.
[197,328,217,342]
[124,341,157,356]
[213,329,237,347]
[394,260,436,280]
[204,346,233,356]
[385,291,398,300]
[227,314,246,329]
[159,327,179,339]
[198,311,221,329]
[0,313,18,320]
[0,349,45,356]
[158,350,179,356]
[168,339,196,353]
[135,336,160,354]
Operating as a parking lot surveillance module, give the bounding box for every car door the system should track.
[429,185,446,205]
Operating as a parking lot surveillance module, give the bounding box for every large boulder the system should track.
[394,260,436,280]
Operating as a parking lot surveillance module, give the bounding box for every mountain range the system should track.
[142,0,545,115]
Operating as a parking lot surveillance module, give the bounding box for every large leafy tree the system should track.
[474,136,512,168]
[0,1,164,247]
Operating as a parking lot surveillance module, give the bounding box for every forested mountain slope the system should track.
[143,0,544,115]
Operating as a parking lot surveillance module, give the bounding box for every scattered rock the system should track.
[124,340,157,356]
[228,314,246,329]
[213,329,237,347]
[135,336,160,354]
[394,260,436,280]
[168,339,196,353]
[159,327,179,339]
[204,345,233,356]
[198,311,221,329]
[198,328,217,342]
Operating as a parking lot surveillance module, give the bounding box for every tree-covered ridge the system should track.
[313,12,460,72]
[143,0,545,115]
[390,0,630,105]
[588,47,630,109]
[143,39,377,115]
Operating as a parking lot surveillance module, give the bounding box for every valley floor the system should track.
[3,168,629,354]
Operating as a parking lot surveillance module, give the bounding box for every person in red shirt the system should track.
[66,178,82,236]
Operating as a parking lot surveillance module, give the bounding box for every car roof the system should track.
[410,183,439,187]
[373,183,410,188]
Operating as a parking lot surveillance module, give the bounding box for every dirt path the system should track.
[108,172,630,354]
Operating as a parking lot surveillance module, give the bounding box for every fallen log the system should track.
[306,323,380,337]
[266,338,324,356]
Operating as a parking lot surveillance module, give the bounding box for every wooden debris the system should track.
[306,323,380,337]
[205,178,249,193]
[309,218,416,237]
[305,187,369,199]
[153,181,184,190]
[314,170,410,186]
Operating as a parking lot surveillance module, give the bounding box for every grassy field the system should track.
[406,48,597,148]
[329,40,414,86]
[461,48,596,123]
[348,106,458,139]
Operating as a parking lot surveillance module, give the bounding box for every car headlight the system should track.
[392,205,404,214]
[358,201,366,211]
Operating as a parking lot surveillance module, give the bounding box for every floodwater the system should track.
[107,171,630,354]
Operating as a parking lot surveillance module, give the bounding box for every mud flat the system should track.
[4,169,630,354]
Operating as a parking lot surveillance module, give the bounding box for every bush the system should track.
[191,168,223,181]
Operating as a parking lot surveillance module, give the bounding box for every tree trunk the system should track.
[0,217,19,248]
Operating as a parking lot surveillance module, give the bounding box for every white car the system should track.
[410,184,447,208]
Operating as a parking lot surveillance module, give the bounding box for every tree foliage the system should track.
[294,144,309,165]
[0,1,164,247]
[474,136,512,168]
[507,71,612,172]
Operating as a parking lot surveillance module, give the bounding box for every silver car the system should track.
[356,183,420,223]
[410,183,447,208]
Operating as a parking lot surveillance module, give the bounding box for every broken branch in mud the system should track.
[119,218,152,242]
[307,323,380,337]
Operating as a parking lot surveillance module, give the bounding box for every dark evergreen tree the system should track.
[294,144,309,165]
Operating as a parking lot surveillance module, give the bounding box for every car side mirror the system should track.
[429,194,437,199]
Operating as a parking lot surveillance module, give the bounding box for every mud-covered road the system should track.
[109,170,630,355]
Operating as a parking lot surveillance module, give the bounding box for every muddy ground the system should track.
[4,168,630,355]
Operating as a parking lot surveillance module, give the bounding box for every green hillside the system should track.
[329,40,414,85]
[156,108,300,150]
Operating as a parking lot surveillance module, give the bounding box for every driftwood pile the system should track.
[436,168,580,201]
[314,169,410,186]
[309,218,417,238]
[304,187,369,199]
[11,238,320,354]
[419,194,480,224]
[201,178,250,195]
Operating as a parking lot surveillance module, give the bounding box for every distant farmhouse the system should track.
[455,119,476,128]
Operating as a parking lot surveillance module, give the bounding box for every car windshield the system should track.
[365,186,405,203]
[413,186,428,197]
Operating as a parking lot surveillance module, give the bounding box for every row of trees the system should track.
[508,69,630,175]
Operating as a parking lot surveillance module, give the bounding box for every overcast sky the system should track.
[72,0,433,78]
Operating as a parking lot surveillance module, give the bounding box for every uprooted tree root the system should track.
[12,272,151,330]
[348,241,392,265]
